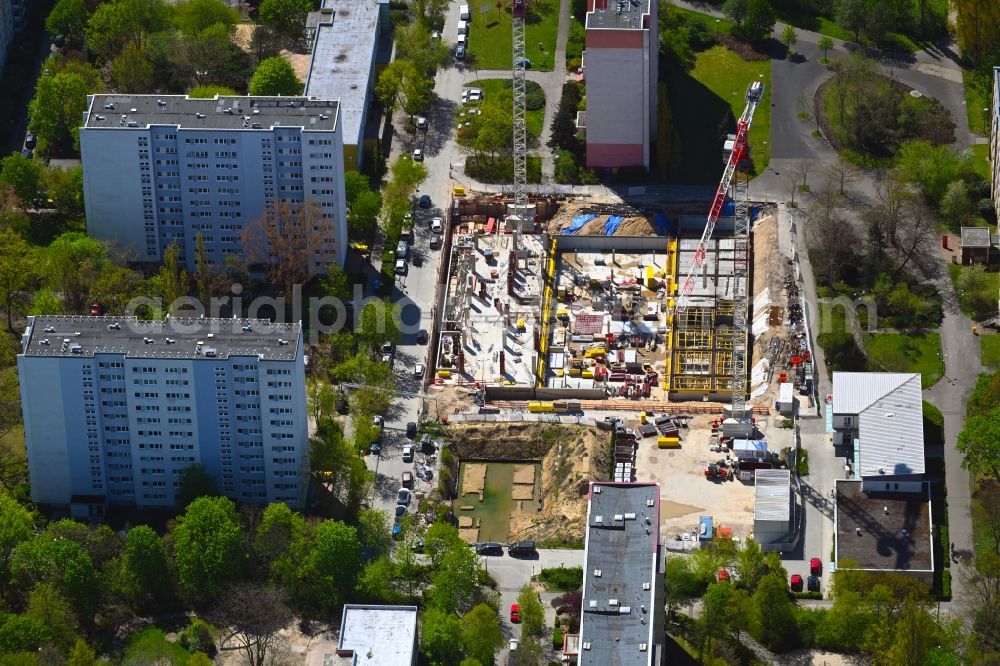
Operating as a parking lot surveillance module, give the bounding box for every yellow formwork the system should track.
[676,329,712,350]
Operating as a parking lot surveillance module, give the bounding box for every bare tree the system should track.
[794,159,813,192]
[825,157,859,197]
[807,207,863,288]
[240,199,336,303]
[892,196,937,278]
[213,583,293,666]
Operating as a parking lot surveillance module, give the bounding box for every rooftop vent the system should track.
[203,347,217,357]
[70,344,82,354]
[130,108,137,113]
[103,103,114,110]
[642,582,650,590]
[582,643,592,651]
[614,514,624,521]
[624,512,636,520]
[74,332,81,337]
[165,338,176,344]
[196,113,206,119]
[127,121,138,127]
[593,569,602,577]
[619,606,631,614]
[157,99,166,106]
[43,326,55,333]
[594,486,602,493]
[278,339,289,346]
[588,600,597,608]
[609,599,619,606]
[143,337,153,344]
[645,499,654,507]
[95,115,105,121]
[639,644,647,652]
[207,333,214,339]
[594,515,603,524]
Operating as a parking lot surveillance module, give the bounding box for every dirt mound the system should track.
[444,422,612,544]
[546,200,656,237]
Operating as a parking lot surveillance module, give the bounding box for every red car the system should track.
[510,603,521,623]
[809,558,822,576]
[790,574,804,592]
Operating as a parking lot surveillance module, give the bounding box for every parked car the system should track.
[373,415,384,429]
[809,558,822,576]
[402,445,414,462]
[510,603,521,622]
[412,148,423,162]
[417,329,429,344]
[394,505,406,521]
[396,240,408,258]
[396,488,412,506]
[394,258,407,275]
[430,217,443,233]
[807,575,820,593]
[418,194,432,208]
[369,441,381,456]
[406,421,417,439]
[790,574,804,592]
[455,44,466,59]
[402,471,413,488]
[90,302,104,316]
[508,639,519,652]
[507,541,536,557]
[475,542,504,556]
[23,132,36,149]
[392,523,402,539]
[419,433,434,453]
[461,88,483,103]
[415,116,428,130]
[430,234,442,249]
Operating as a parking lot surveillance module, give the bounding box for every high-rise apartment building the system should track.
[79,94,348,274]
[583,0,658,169]
[17,315,309,518]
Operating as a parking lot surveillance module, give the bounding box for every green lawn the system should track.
[663,45,771,183]
[865,331,944,387]
[465,0,559,71]
[982,335,1000,368]
[772,8,853,41]
[948,262,999,321]
[963,68,990,136]
[124,627,193,666]
[465,78,545,138]
[971,143,991,180]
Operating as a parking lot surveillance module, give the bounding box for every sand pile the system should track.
[461,463,487,495]
[547,201,657,237]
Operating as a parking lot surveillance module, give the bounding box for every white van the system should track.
[457,20,468,35]
[457,33,467,47]
[459,4,470,20]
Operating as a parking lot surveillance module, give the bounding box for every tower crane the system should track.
[674,80,764,422]
[509,0,528,217]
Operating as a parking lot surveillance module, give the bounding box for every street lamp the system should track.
[715,19,720,39]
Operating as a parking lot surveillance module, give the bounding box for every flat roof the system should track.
[754,469,791,522]
[579,482,659,666]
[21,315,301,361]
[961,226,992,248]
[83,94,339,131]
[835,480,933,572]
[304,0,382,144]
[586,0,651,30]
[832,373,925,478]
[338,605,417,666]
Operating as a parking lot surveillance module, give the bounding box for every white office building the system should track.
[79,94,348,274]
[17,315,309,518]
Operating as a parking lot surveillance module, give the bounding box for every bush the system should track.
[525,81,545,111]
[179,619,215,656]
[538,566,583,591]
[552,626,564,649]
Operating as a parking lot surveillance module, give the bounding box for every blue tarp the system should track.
[722,200,735,216]
[603,215,624,235]
[562,213,597,235]
[653,212,675,236]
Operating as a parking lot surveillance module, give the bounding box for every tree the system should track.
[836,0,867,41]
[46,0,88,47]
[171,496,245,603]
[359,299,401,349]
[722,0,749,27]
[0,228,34,331]
[958,409,1000,485]
[84,0,169,60]
[742,0,775,40]
[240,200,334,304]
[953,0,1000,65]
[254,502,309,586]
[65,639,97,666]
[517,584,545,636]
[0,493,33,590]
[0,614,52,653]
[377,60,416,114]
[428,543,485,614]
[349,190,381,238]
[120,525,171,608]
[734,539,768,591]
[356,508,392,558]
[548,82,581,153]
[159,242,189,315]
[460,604,503,665]
[213,583,292,666]
[186,653,214,666]
[258,0,312,45]
[172,0,238,35]
[750,573,797,650]
[42,232,109,313]
[109,41,154,93]
[40,164,84,218]
[938,180,976,227]
[421,607,464,666]
[25,582,78,650]
[0,153,41,203]
[193,233,211,311]
[663,556,706,613]
[11,536,99,617]
[188,84,238,98]
[29,68,92,156]
[818,35,834,61]
[781,24,797,55]
[896,140,965,205]
[296,520,361,613]
[248,56,301,96]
